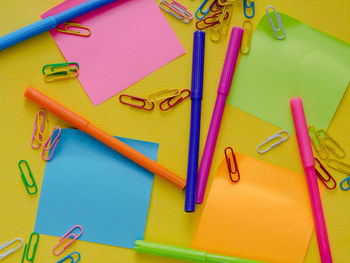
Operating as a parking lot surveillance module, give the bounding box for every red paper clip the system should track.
[53,225,83,256]
[209,0,223,12]
[314,158,336,190]
[224,147,240,182]
[159,89,190,111]
[42,127,61,161]
[195,11,229,30]
[119,94,154,111]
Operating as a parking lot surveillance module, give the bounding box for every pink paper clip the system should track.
[42,127,61,161]
[31,110,49,149]
[53,225,83,256]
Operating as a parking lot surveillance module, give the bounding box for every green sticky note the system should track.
[228,13,350,132]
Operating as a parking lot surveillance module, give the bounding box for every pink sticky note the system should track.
[42,0,185,106]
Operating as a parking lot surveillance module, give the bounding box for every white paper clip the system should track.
[0,238,23,259]
[266,6,286,40]
[159,0,193,23]
[257,130,290,154]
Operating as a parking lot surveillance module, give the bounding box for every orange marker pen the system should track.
[25,87,186,190]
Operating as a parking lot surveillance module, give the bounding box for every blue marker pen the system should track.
[185,31,205,212]
[0,0,116,51]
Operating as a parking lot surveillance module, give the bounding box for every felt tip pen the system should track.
[196,27,243,204]
[0,0,117,51]
[290,97,332,263]
[185,31,205,212]
[24,87,186,190]
[134,240,268,263]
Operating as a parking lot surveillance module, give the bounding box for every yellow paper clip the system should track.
[327,159,350,175]
[147,88,181,102]
[0,238,23,260]
[56,22,91,37]
[308,126,328,160]
[317,129,345,159]
[42,62,79,82]
[241,20,252,54]
[211,5,232,42]
[31,109,49,149]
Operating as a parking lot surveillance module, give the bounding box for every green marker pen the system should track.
[134,240,268,263]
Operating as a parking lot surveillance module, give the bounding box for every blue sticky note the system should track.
[34,129,158,248]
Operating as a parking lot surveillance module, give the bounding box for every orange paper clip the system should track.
[119,94,154,111]
[42,127,61,161]
[224,147,240,182]
[53,225,83,256]
[314,158,336,190]
[159,89,190,111]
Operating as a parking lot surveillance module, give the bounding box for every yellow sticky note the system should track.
[192,153,316,263]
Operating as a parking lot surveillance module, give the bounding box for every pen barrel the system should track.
[54,0,116,25]
[196,95,226,204]
[191,31,205,100]
[218,27,243,95]
[185,100,202,211]
[24,87,186,190]
[25,87,89,130]
[290,98,315,168]
[0,17,57,51]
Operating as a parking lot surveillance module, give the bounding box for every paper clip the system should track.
[42,62,79,82]
[224,147,240,182]
[57,252,81,263]
[147,88,181,102]
[56,22,92,37]
[340,176,350,191]
[119,94,154,111]
[0,238,23,259]
[241,20,252,54]
[217,0,240,6]
[21,233,39,263]
[53,225,83,256]
[18,160,37,195]
[266,6,286,40]
[195,11,228,30]
[210,6,232,42]
[243,0,254,18]
[42,127,61,161]
[159,89,190,111]
[308,126,329,160]
[327,159,350,175]
[317,129,345,159]
[314,158,336,190]
[31,110,49,149]
[159,0,193,23]
[195,0,215,20]
[209,0,222,12]
[257,130,289,154]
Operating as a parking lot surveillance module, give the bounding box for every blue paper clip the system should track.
[340,176,350,191]
[195,0,214,20]
[243,0,254,18]
[57,252,81,263]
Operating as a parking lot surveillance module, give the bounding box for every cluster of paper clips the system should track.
[308,126,350,190]
[42,62,79,82]
[31,109,61,161]
[224,147,240,183]
[119,88,191,111]
[56,21,91,37]
[159,0,193,23]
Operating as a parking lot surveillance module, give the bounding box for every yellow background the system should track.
[0,0,349,262]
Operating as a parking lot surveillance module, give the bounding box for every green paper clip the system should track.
[21,233,39,263]
[18,160,37,195]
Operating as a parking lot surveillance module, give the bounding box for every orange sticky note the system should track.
[192,153,316,263]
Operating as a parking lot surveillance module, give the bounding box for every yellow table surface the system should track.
[0,0,349,262]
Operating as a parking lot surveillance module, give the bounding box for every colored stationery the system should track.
[290,97,332,263]
[42,0,185,105]
[196,27,243,204]
[24,87,185,189]
[35,129,158,248]
[185,31,205,212]
[0,0,117,51]
[227,13,350,132]
[135,240,267,263]
[192,153,318,263]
